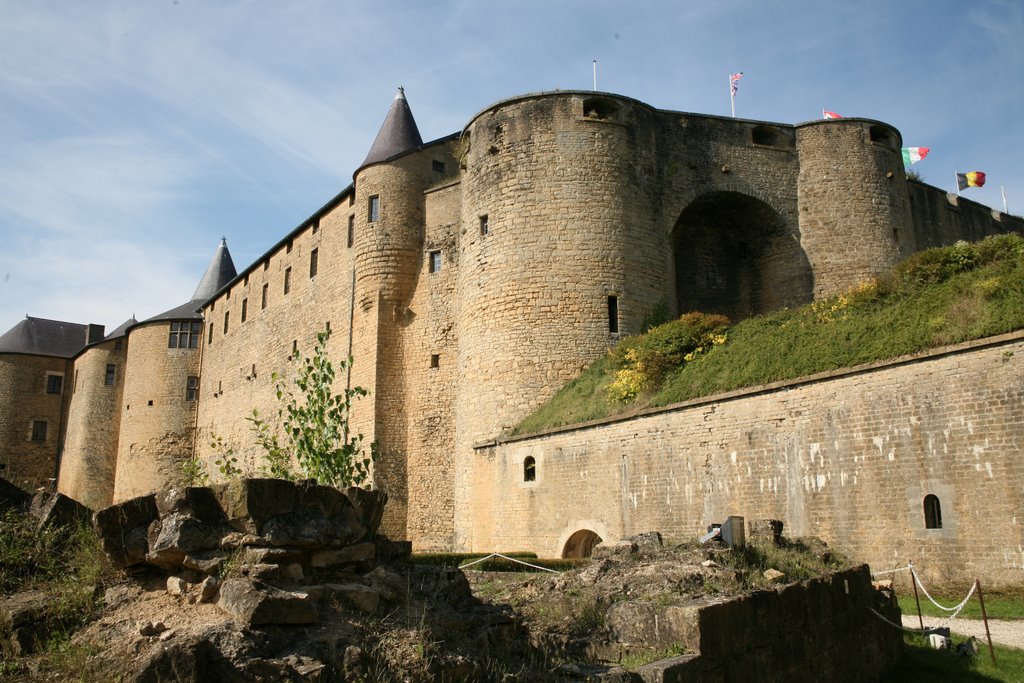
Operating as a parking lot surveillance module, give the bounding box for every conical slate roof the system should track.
[144,239,237,323]
[359,87,423,170]
[104,316,137,341]
[0,316,89,357]
[191,238,237,302]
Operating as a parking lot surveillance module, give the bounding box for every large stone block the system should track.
[155,487,228,525]
[216,578,318,625]
[146,512,231,570]
[0,476,30,511]
[344,487,387,534]
[213,478,296,533]
[30,491,92,529]
[93,494,158,568]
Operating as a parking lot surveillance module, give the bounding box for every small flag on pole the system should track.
[730,72,743,96]
[822,110,842,119]
[956,171,986,190]
[901,147,930,165]
[729,72,743,118]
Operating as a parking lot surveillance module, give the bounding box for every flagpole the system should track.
[730,75,735,118]
[822,109,825,120]
[1002,185,1008,214]
[593,60,597,91]
[955,171,961,197]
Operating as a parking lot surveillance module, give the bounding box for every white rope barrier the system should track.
[871,565,911,577]
[458,552,560,573]
[910,564,977,614]
[868,606,947,635]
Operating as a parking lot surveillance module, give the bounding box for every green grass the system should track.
[882,633,1024,682]
[897,586,1024,621]
[511,234,1024,436]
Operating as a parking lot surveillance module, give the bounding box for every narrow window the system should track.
[241,298,248,323]
[284,267,292,295]
[225,288,231,300]
[223,311,230,335]
[309,248,319,278]
[479,214,489,236]
[46,374,63,395]
[186,376,199,401]
[262,283,269,310]
[349,192,355,206]
[347,215,355,248]
[104,364,116,386]
[432,160,445,173]
[608,295,619,333]
[429,250,442,273]
[189,321,201,348]
[292,339,298,355]
[524,456,536,482]
[286,239,293,254]
[311,219,319,234]
[368,195,380,222]
[263,259,270,271]
[31,420,47,442]
[924,495,943,529]
[430,354,440,369]
[168,321,180,348]
[208,323,214,344]
[114,340,122,350]
[243,274,249,286]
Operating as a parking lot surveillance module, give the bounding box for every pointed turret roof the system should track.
[359,87,423,171]
[191,238,237,302]
[143,239,238,323]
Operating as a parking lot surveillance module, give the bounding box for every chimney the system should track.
[87,324,105,345]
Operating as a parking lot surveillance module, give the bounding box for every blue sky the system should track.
[1,0,1021,334]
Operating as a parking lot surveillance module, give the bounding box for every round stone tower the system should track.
[451,92,667,547]
[112,240,236,502]
[796,119,915,296]
[58,317,133,509]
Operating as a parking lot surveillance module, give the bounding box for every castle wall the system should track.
[195,196,360,480]
[474,331,1024,586]
[796,120,913,297]
[113,323,200,501]
[59,340,126,509]
[908,180,1024,249]
[0,353,70,491]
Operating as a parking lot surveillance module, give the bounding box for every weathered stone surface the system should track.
[592,540,638,559]
[362,566,408,601]
[216,578,317,625]
[296,481,347,517]
[763,568,786,584]
[166,576,188,596]
[0,476,31,511]
[198,576,220,603]
[0,590,49,629]
[310,542,376,568]
[374,537,412,562]
[323,583,380,614]
[344,487,387,534]
[243,546,303,565]
[749,519,784,546]
[155,487,228,525]
[128,632,241,683]
[138,620,167,637]
[146,513,229,569]
[30,491,91,529]
[281,563,304,582]
[213,478,297,534]
[634,653,702,682]
[182,550,229,575]
[93,494,158,568]
[627,531,664,553]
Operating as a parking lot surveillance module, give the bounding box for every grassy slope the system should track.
[513,235,1024,436]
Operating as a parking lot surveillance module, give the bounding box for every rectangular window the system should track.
[46,374,63,395]
[262,283,269,309]
[168,320,201,348]
[432,160,445,173]
[608,295,619,334]
[429,250,442,273]
[347,215,355,248]
[241,298,248,323]
[309,248,319,278]
[186,376,199,402]
[311,219,319,234]
[284,267,292,295]
[223,311,230,335]
[368,195,380,222]
[105,364,116,386]
[430,354,440,369]
[479,214,489,236]
[31,420,47,442]
[286,239,293,254]
[263,259,270,271]
[208,323,214,345]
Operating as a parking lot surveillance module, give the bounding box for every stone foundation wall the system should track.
[476,331,1024,586]
[0,354,70,491]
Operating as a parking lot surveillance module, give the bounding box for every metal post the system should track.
[976,579,996,665]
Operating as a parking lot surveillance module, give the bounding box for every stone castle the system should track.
[3,88,1022,582]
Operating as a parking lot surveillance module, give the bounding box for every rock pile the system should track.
[93,479,401,626]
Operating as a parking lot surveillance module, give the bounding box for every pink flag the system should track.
[822,110,842,119]
[730,73,743,96]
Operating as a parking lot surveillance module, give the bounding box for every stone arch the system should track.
[561,529,603,558]
[671,190,812,321]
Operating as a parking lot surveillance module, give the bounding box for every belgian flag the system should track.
[957,171,986,190]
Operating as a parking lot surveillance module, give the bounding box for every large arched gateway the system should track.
[672,192,812,321]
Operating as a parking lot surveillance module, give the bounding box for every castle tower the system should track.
[350,87,448,539]
[0,318,101,491]
[112,240,236,502]
[58,317,134,509]
[795,119,915,296]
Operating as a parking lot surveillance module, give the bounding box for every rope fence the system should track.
[458,552,560,573]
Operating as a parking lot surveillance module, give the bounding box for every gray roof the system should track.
[0,316,89,358]
[143,239,237,324]
[359,87,423,171]
[104,317,137,341]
